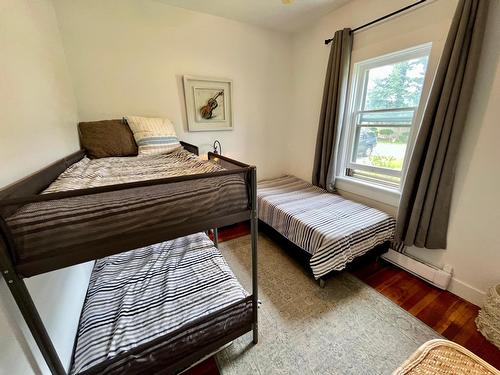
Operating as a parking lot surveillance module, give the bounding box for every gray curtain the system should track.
[395,0,488,249]
[312,28,352,191]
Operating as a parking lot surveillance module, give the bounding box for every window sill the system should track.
[335,176,401,207]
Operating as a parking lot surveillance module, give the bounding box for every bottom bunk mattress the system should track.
[71,232,251,375]
[257,175,396,279]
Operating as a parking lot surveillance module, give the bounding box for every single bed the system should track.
[257,175,395,279]
[71,232,251,375]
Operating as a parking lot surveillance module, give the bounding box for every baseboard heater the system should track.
[381,249,452,290]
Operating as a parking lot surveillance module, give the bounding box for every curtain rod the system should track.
[324,0,427,45]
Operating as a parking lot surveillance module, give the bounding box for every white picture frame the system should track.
[183,75,233,132]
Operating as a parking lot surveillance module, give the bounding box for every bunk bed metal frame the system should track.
[0,144,258,375]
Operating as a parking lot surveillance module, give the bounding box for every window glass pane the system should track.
[352,126,410,171]
[352,170,400,186]
[358,109,414,126]
[363,56,429,110]
[344,45,431,188]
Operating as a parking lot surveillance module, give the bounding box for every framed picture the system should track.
[183,75,233,132]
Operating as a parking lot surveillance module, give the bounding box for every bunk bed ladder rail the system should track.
[0,219,67,375]
[249,166,259,344]
[207,151,259,344]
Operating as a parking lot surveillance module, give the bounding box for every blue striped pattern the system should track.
[125,116,181,155]
[136,136,179,146]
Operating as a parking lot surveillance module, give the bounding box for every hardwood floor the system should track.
[183,358,219,375]
[184,223,500,374]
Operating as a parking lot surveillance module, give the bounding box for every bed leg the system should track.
[253,324,259,344]
[318,278,326,288]
[213,228,219,248]
[0,239,66,375]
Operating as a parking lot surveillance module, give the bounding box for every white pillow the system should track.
[125,116,181,155]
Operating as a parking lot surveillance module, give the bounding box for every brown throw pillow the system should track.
[78,119,138,158]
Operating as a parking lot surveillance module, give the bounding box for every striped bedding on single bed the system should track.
[257,175,395,279]
[70,232,248,374]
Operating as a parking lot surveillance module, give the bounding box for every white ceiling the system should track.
[155,0,351,33]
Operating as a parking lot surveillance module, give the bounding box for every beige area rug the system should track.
[216,234,439,375]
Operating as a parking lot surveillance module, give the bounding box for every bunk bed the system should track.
[0,142,258,375]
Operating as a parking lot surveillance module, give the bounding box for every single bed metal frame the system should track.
[0,143,258,375]
[259,220,389,288]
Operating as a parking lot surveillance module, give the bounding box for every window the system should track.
[341,44,431,188]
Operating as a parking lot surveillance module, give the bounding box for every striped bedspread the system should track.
[257,176,395,278]
[44,148,223,192]
[70,233,248,374]
[6,149,248,275]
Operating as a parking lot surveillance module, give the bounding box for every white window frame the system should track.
[339,43,432,193]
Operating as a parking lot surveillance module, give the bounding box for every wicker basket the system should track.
[476,283,500,350]
[393,339,500,374]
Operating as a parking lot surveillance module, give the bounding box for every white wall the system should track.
[51,0,292,180]
[0,0,79,186]
[286,0,500,306]
[0,1,93,373]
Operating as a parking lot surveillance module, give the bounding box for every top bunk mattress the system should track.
[257,175,395,278]
[4,149,249,277]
